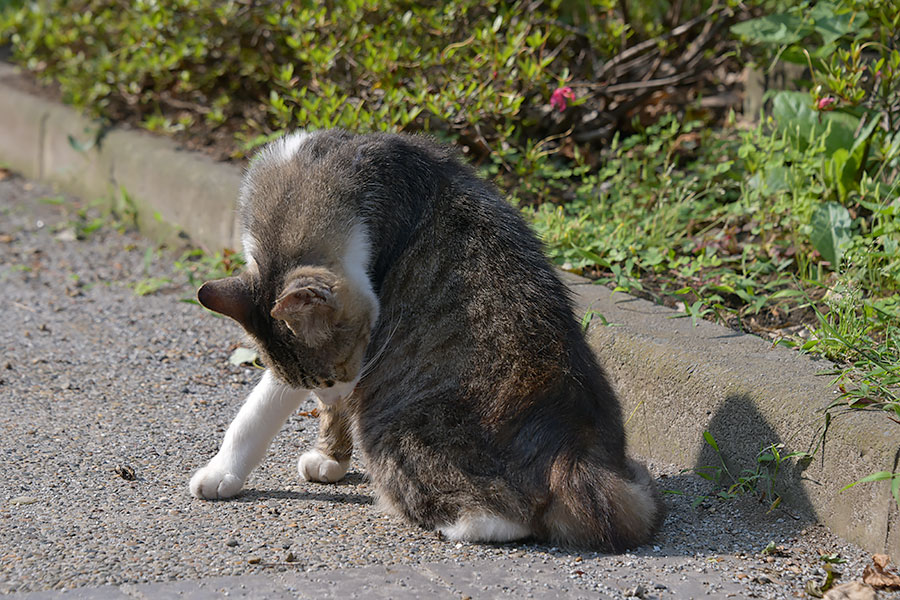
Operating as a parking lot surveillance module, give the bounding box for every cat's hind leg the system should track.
[190,370,309,499]
[298,394,353,483]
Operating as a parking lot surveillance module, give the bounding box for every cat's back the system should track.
[347,133,623,447]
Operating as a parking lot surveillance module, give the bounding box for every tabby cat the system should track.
[189,130,664,549]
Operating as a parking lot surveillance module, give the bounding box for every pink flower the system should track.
[816,96,837,111]
[550,86,575,112]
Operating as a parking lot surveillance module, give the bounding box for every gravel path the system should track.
[0,171,896,599]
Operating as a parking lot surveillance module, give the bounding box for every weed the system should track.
[132,277,171,296]
[130,246,246,298]
[173,247,244,292]
[131,247,172,296]
[580,309,618,331]
[840,470,900,509]
[693,431,813,511]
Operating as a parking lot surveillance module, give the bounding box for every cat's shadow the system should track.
[234,471,373,506]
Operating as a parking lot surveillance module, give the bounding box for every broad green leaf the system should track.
[810,201,852,266]
[771,91,859,156]
[810,3,868,46]
[825,148,859,202]
[730,14,811,45]
[703,431,719,453]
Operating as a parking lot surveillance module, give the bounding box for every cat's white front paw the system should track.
[189,465,244,499]
[298,449,349,483]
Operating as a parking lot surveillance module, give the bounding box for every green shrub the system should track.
[2,0,898,383]
[0,0,679,159]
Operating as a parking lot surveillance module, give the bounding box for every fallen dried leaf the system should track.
[9,496,38,505]
[54,228,78,242]
[115,464,136,481]
[862,553,900,590]
[823,581,877,600]
[228,346,261,367]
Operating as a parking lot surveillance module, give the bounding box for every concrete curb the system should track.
[1,61,896,555]
[0,62,242,251]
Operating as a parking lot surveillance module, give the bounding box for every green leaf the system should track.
[730,14,811,45]
[570,244,608,267]
[703,430,719,453]
[825,148,858,202]
[67,133,96,153]
[810,3,868,46]
[769,289,805,299]
[132,277,170,296]
[810,202,852,266]
[839,471,895,492]
[771,91,859,156]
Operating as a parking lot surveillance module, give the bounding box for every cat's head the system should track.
[197,260,378,390]
[197,130,383,390]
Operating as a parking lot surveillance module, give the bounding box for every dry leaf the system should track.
[114,464,136,481]
[823,582,877,600]
[862,553,900,590]
[228,346,260,367]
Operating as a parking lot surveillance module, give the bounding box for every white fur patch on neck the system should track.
[273,130,310,163]
[343,222,380,325]
[241,231,258,269]
[314,377,358,406]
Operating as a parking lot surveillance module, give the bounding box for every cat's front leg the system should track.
[190,369,309,499]
[298,387,354,483]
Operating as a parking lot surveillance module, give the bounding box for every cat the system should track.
[189,129,664,549]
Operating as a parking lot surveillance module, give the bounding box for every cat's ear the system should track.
[198,277,255,331]
[270,278,339,347]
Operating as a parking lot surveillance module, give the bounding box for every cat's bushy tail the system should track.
[543,453,665,551]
